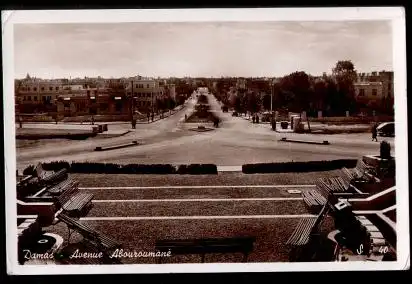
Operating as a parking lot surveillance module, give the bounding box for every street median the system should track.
[94,141,139,151]
[242,159,358,174]
[279,137,330,145]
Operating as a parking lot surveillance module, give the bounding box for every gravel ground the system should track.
[44,217,335,264]
[73,171,342,188]
[87,200,309,217]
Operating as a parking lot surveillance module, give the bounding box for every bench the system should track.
[41,168,69,186]
[341,160,377,186]
[47,177,79,195]
[155,237,256,263]
[55,183,80,208]
[51,182,93,217]
[35,162,69,185]
[57,213,121,254]
[302,190,327,213]
[286,200,330,261]
[62,193,94,218]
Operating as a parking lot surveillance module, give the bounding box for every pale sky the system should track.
[14,21,393,79]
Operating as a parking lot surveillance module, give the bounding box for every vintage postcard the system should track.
[2,8,409,274]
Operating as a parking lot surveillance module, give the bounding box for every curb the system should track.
[94,141,139,151]
[97,130,131,138]
[279,137,330,145]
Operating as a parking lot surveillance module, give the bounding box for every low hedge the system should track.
[242,159,358,174]
[177,164,218,175]
[22,162,217,175]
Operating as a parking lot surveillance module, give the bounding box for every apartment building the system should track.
[125,77,165,112]
[354,71,394,107]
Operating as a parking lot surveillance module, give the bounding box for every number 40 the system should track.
[379,246,389,254]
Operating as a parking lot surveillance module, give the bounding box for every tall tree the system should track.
[332,60,357,114]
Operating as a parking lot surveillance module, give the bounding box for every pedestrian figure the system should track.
[18,116,22,128]
[151,113,154,122]
[91,116,95,125]
[372,123,378,142]
[185,114,188,121]
[132,118,136,129]
[252,115,256,124]
[256,115,260,124]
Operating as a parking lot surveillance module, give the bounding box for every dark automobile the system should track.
[232,111,238,117]
[377,122,395,137]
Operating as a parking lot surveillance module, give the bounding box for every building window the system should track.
[147,84,150,88]
[23,96,26,101]
[56,87,59,91]
[33,87,37,91]
[42,96,46,101]
[28,96,31,101]
[372,89,377,96]
[34,96,37,101]
[49,87,53,91]
[27,87,31,91]
[359,89,365,96]
[41,87,45,91]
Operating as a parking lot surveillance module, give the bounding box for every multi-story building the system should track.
[354,71,394,110]
[15,76,68,113]
[125,77,165,112]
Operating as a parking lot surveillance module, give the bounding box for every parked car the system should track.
[377,122,395,137]
[232,111,238,117]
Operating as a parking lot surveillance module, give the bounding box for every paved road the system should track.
[16,93,395,171]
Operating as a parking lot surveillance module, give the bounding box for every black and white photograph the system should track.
[3,8,409,274]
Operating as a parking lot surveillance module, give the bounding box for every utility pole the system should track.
[130,80,134,124]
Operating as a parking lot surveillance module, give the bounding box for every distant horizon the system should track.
[15,67,394,81]
[14,21,393,79]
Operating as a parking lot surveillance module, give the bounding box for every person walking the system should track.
[372,123,378,142]
[252,115,256,124]
[131,117,136,129]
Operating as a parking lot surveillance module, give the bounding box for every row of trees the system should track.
[213,61,394,117]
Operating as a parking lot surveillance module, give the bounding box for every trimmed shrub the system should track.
[71,162,121,174]
[22,165,35,176]
[177,164,218,175]
[121,164,177,174]
[242,159,358,174]
[21,161,217,175]
[41,161,71,171]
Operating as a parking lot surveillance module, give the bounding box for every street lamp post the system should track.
[270,80,273,113]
